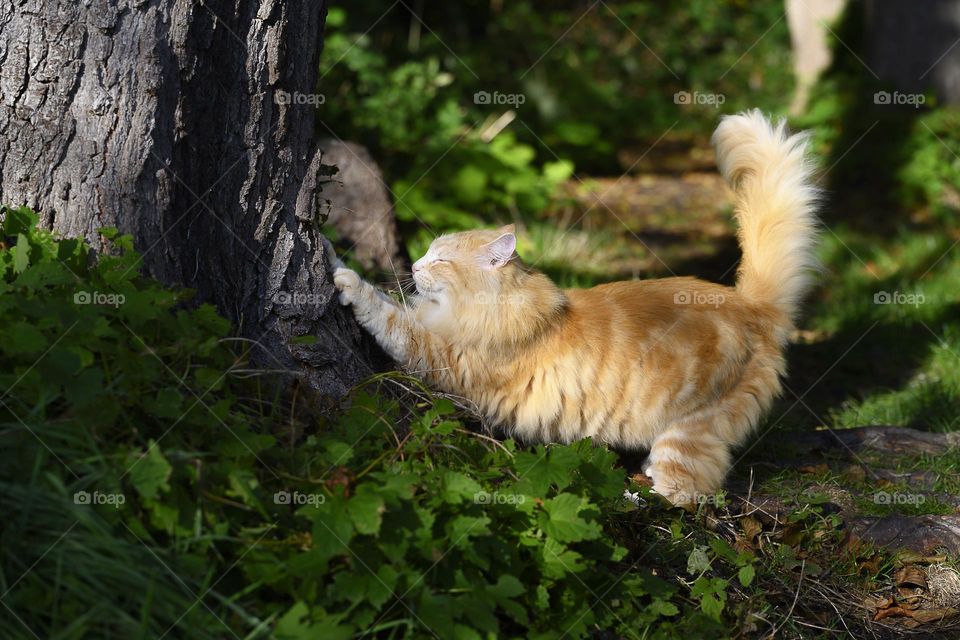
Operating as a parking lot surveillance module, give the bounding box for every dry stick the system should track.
[809,583,857,637]
[454,428,517,459]
[767,560,806,639]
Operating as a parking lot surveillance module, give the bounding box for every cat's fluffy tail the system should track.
[712,109,820,331]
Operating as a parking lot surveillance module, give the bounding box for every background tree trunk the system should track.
[866,0,960,105]
[0,0,384,396]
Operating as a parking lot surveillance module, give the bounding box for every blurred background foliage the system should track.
[318,1,792,250]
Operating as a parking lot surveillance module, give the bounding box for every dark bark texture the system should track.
[0,0,384,396]
[866,0,960,104]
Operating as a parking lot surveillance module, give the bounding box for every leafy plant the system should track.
[320,7,573,238]
[0,208,748,638]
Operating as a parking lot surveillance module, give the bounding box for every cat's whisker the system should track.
[384,258,411,308]
[406,366,452,376]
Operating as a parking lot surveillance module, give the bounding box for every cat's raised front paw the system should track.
[333,267,361,305]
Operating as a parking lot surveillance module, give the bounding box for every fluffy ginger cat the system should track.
[330,110,819,507]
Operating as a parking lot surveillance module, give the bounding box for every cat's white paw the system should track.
[333,267,361,305]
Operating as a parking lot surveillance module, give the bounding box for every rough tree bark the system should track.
[866,0,960,105]
[0,0,384,396]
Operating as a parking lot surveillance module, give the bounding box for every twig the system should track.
[768,560,806,639]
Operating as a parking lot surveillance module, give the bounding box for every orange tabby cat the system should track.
[331,110,819,506]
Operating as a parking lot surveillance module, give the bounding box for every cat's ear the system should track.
[483,232,517,269]
[497,223,516,234]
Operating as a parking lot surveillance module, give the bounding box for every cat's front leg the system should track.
[333,266,413,363]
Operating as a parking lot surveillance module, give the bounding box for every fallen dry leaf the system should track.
[629,473,654,488]
[858,554,884,577]
[895,565,928,590]
[874,605,912,621]
[798,463,829,475]
[863,595,893,611]
[910,607,959,624]
[741,515,762,542]
[895,550,949,566]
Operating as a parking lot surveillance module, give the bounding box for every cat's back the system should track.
[564,276,759,328]
[557,276,780,370]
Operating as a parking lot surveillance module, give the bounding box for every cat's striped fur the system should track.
[332,110,819,506]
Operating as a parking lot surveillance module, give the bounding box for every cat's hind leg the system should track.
[643,414,731,508]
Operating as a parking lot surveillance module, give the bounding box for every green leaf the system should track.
[487,575,524,598]
[538,493,602,543]
[13,234,31,273]
[323,439,354,466]
[433,420,459,435]
[346,490,384,535]
[543,159,574,185]
[148,387,184,419]
[446,514,491,546]
[275,602,354,640]
[332,563,398,610]
[194,367,224,391]
[3,206,38,235]
[651,598,680,617]
[225,469,262,510]
[326,6,346,27]
[451,165,489,205]
[541,537,584,578]
[369,565,399,608]
[368,471,417,503]
[709,536,737,563]
[513,445,580,496]
[691,577,728,621]
[440,471,482,505]
[432,398,456,415]
[484,575,529,625]
[738,564,755,587]
[274,602,313,640]
[312,499,354,561]
[700,591,725,621]
[687,546,711,575]
[5,321,47,355]
[128,442,172,500]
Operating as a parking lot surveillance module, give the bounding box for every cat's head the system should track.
[411,224,519,306]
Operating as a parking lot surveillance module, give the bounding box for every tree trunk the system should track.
[866,0,960,105]
[0,0,384,396]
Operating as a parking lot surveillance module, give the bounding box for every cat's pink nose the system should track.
[412,263,420,275]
